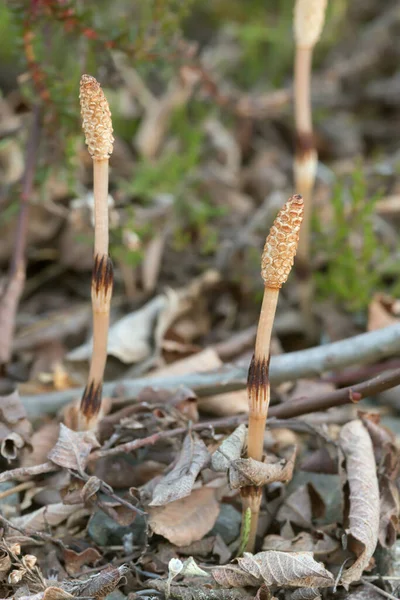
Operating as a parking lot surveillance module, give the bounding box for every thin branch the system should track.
[268,368,400,419]
[0,106,41,368]
[20,323,400,417]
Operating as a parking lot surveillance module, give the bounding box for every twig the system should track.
[5,366,400,485]
[20,323,400,416]
[0,514,64,547]
[0,105,41,368]
[0,480,35,500]
[361,578,399,600]
[0,461,58,484]
[71,471,146,517]
[268,367,400,419]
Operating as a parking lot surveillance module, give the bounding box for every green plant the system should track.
[314,166,399,313]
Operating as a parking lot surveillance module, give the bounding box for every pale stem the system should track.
[242,488,263,553]
[88,307,110,386]
[93,159,109,256]
[294,46,313,135]
[254,287,279,361]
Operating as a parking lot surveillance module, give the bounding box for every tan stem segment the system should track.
[93,159,109,256]
[243,286,279,552]
[242,487,263,553]
[254,288,279,363]
[294,46,317,333]
[294,47,312,134]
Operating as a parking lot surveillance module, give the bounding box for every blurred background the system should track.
[1,0,400,392]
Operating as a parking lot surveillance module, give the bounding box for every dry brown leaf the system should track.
[151,579,254,600]
[148,487,220,546]
[152,347,222,378]
[262,532,340,561]
[367,293,400,331]
[149,432,210,506]
[63,547,102,576]
[21,422,60,468]
[290,588,321,600]
[212,551,334,588]
[276,483,325,529]
[339,420,380,586]
[229,447,296,489]
[11,503,83,533]
[211,424,247,472]
[47,424,99,473]
[19,589,74,600]
[62,564,129,598]
[199,389,249,417]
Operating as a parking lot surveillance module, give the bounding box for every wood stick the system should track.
[20,322,400,417]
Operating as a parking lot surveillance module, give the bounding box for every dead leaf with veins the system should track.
[148,487,220,546]
[339,420,380,586]
[47,423,99,473]
[212,551,334,588]
[0,389,32,461]
[149,432,210,506]
[262,532,340,562]
[229,447,296,489]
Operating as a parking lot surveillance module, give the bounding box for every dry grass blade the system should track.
[339,419,380,586]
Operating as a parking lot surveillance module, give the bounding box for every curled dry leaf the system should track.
[211,424,247,472]
[0,389,32,460]
[212,551,334,589]
[11,503,84,533]
[47,423,100,473]
[0,548,11,580]
[149,432,210,506]
[229,447,296,489]
[339,420,380,587]
[148,487,220,546]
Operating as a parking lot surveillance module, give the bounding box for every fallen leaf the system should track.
[19,589,74,600]
[148,487,220,546]
[68,294,167,364]
[62,564,129,598]
[152,347,222,378]
[150,432,210,506]
[229,447,296,489]
[276,483,325,529]
[21,422,60,468]
[367,293,400,331]
[11,503,83,533]
[262,532,340,561]
[48,423,100,473]
[151,579,254,600]
[339,420,380,586]
[199,389,250,417]
[212,551,334,588]
[290,588,321,600]
[63,547,102,576]
[211,424,247,472]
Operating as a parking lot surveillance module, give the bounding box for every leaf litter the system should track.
[2,4,400,600]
